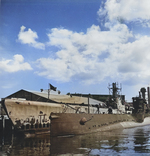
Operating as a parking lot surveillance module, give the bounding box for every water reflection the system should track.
[0,125,150,156]
[133,128,150,153]
[50,131,122,155]
[0,134,50,156]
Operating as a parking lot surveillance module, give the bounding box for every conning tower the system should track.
[107,82,123,109]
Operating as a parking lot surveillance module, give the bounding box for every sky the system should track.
[1,0,150,102]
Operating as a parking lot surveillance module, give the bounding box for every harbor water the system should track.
[1,125,150,156]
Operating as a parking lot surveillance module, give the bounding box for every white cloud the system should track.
[18,26,45,50]
[98,0,150,26]
[34,0,150,87]
[116,35,150,82]
[36,24,133,83]
[0,54,32,73]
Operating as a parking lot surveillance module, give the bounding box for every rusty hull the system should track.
[3,99,76,135]
[3,99,99,136]
[50,113,150,137]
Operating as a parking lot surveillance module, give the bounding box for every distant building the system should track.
[70,93,125,103]
[2,89,104,106]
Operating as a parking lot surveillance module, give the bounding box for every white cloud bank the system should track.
[2,0,150,100]
[18,26,45,50]
[35,0,150,86]
[36,24,133,83]
[0,54,32,73]
[98,0,150,26]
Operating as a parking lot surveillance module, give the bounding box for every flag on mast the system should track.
[49,83,57,91]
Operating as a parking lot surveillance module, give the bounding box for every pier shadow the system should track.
[0,133,51,156]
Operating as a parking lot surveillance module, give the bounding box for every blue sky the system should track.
[1,0,150,101]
